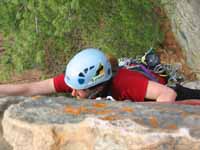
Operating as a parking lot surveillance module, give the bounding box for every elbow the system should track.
[169,89,177,101]
[157,88,177,102]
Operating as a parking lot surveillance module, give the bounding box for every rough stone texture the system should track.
[161,0,200,79]
[0,96,41,150]
[0,96,27,150]
[182,80,200,90]
[0,96,28,113]
[0,114,12,150]
[2,96,200,150]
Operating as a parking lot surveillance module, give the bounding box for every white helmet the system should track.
[64,48,112,89]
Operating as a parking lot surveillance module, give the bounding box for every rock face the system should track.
[182,80,200,89]
[0,96,41,150]
[161,0,200,79]
[2,97,200,150]
[0,96,28,150]
[0,96,27,113]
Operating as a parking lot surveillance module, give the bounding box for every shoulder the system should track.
[112,68,149,88]
[111,68,149,101]
[113,68,149,83]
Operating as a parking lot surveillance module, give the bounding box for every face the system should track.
[71,89,90,99]
[71,85,103,99]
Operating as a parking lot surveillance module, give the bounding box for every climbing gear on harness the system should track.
[118,48,185,86]
[65,48,112,89]
[153,63,184,87]
[119,48,160,69]
[141,48,160,69]
[125,64,159,82]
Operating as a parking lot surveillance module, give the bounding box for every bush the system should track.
[0,0,163,80]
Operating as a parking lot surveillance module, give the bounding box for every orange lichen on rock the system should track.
[31,96,42,100]
[149,116,159,128]
[120,107,134,113]
[100,115,119,121]
[64,105,82,115]
[64,105,113,116]
[165,124,178,130]
[92,102,107,108]
[82,108,97,114]
[180,111,188,117]
[78,106,90,114]
[96,109,112,115]
[83,108,112,115]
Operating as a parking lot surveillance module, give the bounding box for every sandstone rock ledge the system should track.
[2,97,200,150]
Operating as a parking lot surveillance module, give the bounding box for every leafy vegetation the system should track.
[0,0,163,80]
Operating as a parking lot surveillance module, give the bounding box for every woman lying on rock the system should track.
[0,48,200,103]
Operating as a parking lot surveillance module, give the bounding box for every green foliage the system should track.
[0,0,163,80]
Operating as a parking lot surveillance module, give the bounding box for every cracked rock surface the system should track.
[2,96,200,150]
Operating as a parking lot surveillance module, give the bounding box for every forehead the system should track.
[76,89,89,92]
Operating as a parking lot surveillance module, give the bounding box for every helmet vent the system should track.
[84,68,88,73]
[95,64,104,76]
[89,66,95,70]
[78,72,85,77]
[107,68,111,75]
[78,78,85,84]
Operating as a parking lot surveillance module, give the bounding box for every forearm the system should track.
[0,79,56,96]
[0,84,30,96]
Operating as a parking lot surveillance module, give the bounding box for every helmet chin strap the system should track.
[87,90,100,99]
[87,86,104,99]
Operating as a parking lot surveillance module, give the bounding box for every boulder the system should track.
[161,0,200,79]
[0,96,42,150]
[0,96,27,113]
[2,96,200,150]
[0,96,28,150]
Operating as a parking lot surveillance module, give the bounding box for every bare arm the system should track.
[145,80,177,102]
[0,78,56,96]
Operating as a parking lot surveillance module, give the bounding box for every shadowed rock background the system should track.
[160,0,200,79]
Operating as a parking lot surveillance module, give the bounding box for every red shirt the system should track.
[53,74,72,93]
[53,68,166,102]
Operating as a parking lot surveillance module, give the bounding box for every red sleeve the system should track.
[112,69,148,102]
[53,74,72,93]
[152,72,167,85]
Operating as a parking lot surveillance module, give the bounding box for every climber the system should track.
[0,48,200,103]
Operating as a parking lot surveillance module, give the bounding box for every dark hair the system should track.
[87,79,112,99]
